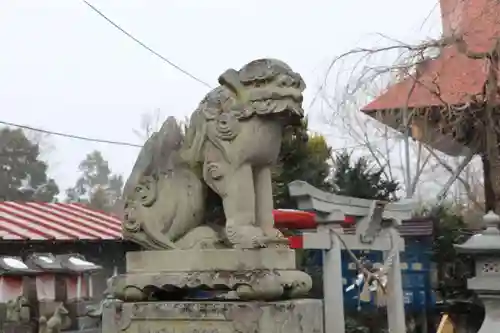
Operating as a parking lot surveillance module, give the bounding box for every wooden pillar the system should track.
[385,228,406,333]
[323,229,345,333]
[303,229,346,333]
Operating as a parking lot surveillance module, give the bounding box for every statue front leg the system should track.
[216,163,266,248]
[223,163,255,227]
[253,166,285,241]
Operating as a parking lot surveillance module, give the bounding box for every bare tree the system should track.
[133,109,189,143]
[318,33,486,208]
[23,129,54,158]
[133,108,165,142]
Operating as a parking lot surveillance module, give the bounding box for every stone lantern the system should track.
[455,211,500,333]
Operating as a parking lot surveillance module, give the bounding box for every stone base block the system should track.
[102,299,323,333]
[126,248,297,272]
[112,248,312,301]
[1,323,34,333]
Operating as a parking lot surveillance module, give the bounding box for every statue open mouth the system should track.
[243,87,304,120]
[218,58,306,123]
[247,96,304,121]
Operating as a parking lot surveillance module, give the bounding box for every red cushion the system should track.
[273,209,316,229]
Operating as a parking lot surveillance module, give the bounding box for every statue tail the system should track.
[122,117,206,249]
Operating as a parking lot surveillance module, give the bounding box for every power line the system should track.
[1,119,376,151]
[0,120,142,148]
[81,0,213,89]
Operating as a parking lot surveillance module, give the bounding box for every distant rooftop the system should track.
[363,0,500,112]
[0,202,122,240]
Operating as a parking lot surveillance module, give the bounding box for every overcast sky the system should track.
[0,0,441,194]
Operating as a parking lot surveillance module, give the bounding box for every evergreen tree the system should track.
[272,118,332,208]
[0,127,59,201]
[331,151,399,201]
[66,150,123,212]
[418,205,473,300]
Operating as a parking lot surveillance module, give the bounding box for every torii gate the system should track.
[274,181,414,333]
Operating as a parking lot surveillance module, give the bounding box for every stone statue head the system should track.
[198,58,306,125]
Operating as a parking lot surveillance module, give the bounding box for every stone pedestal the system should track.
[104,248,319,333]
[1,323,34,333]
[109,249,312,302]
[102,299,323,333]
[476,295,500,333]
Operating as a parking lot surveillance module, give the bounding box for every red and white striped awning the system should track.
[0,202,122,240]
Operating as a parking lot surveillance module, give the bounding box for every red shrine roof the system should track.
[0,202,122,240]
[362,0,500,112]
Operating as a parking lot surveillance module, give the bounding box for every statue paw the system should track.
[225,225,266,249]
[261,227,289,248]
[263,227,285,238]
[174,226,224,249]
[225,226,289,249]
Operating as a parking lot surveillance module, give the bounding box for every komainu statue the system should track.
[38,303,68,333]
[123,59,305,250]
[5,295,29,323]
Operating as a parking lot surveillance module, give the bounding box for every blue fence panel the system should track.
[303,236,434,312]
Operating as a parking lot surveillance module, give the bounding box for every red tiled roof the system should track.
[362,0,500,112]
[0,202,122,240]
[362,47,490,111]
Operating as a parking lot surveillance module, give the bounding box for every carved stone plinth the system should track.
[127,248,297,272]
[110,249,312,301]
[102,299,323,333]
